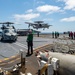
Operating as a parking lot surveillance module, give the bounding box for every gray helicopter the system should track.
[25,21,52,30]
[0,22,17,42]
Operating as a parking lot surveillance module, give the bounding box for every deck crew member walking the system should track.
[26,29,33,55]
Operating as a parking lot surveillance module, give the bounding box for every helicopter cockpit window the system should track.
[4,30,9,33]
[11,29,16,32]
[39,24,42,27]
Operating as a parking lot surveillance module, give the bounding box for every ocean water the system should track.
[39,32,63,35]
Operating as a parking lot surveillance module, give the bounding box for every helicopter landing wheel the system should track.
[1,37,3,41]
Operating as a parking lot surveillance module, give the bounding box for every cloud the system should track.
[26,9,33,13]
[60,16,75,22]
[57,0,75,11]
[36,5,61,13]
[13,13,40,21]
[13,13,40,24]
[64,0,75,10]
[36,1,45,4]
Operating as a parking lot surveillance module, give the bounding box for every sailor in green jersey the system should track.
[27,29,33,55]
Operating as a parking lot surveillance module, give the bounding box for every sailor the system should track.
[52,32,54,38]
[70,32,73,39]
[74,32,75,39]
[26,29,33,55]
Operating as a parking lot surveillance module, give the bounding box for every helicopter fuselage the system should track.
[1,26,17,41]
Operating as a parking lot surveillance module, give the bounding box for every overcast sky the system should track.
[0,0,75,32]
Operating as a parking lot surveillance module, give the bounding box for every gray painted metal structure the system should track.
[49,52,75,75]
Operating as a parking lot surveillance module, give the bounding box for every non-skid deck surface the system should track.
[25,54,39,75]
[0,44,55,75]
[21,44,52,75]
